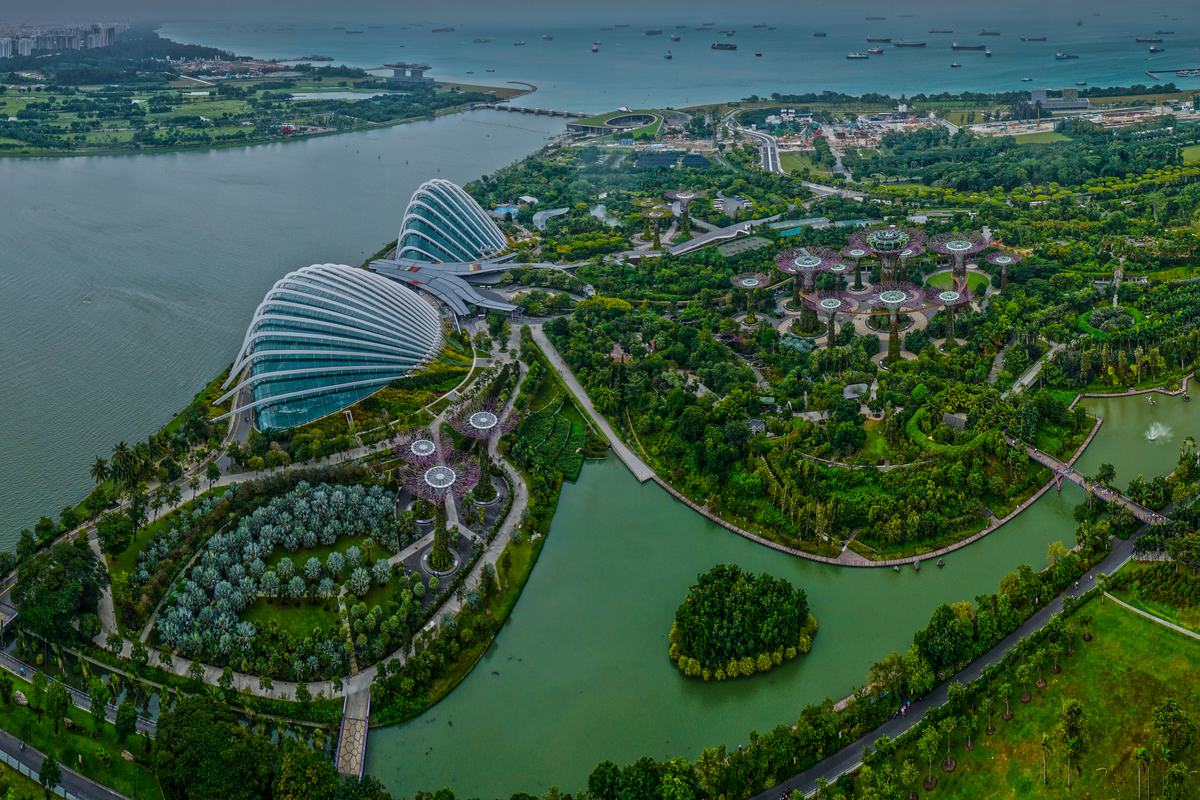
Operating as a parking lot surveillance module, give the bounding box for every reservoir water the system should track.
[160,8,1200,113]
[0,111,563,545]
[367,390,1200,799]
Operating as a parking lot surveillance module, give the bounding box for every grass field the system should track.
[1110,561,1200,635]
[1184,144,1200,166]
[779,150,832,176]
[926,270,991,293]
[242,595,342,640]
[1012,131,1073,145]
[873,596,1200,800]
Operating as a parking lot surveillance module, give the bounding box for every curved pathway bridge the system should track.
[1008,435,1169,526]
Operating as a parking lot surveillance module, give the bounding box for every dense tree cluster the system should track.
[669,564,816,680]
[12,537,107,644]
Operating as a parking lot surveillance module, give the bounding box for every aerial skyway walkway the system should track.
[1006,435,1170,526]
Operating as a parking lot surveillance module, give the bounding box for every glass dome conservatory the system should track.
[217,264,443,431]
[397,178,508,263]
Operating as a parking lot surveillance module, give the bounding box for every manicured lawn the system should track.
[0,673,162,799]
[242,596,342,640]
[1012,131,1072,145]
[0,760,45,797]
[859,420,890,463]
[779,151,831,176]
[1180,143,1200,165]
[875,597,1200,800]
[925,270,990,293]
[1109,561,1200,635]
[263,534,372,573]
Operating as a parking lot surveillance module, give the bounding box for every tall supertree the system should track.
[850,226,927,285]
[929,231,987,284]
[775,247,839,295]
[926,286,972,344]
[731,272,771,325]
[394,429,440,466]
[665,190,704,237]
[986,250,1022,290]
[869,283,923,364]
[401,453,481,505]
[803,292,854,349]
[450,400,517,504]
[841,244,870,291]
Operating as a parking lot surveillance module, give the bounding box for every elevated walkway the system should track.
[335,688,371,778]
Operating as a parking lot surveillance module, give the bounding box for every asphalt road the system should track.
[0,726,133,800]
[752,533,1138,800]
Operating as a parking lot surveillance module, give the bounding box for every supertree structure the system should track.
[775,247,839,294]
[400,451,480,504]
[393,428,441,466]
[929,231,986,284]
[803,291,855,349]
[665,189,704,236]
[841,243,871,291]
[868,282,924,364]
[731,272,771,324]
[642,206,673,249]
[850,226,927,286]
[986,249,1022,290]
[450,399,517,503]
[925,285,972,343]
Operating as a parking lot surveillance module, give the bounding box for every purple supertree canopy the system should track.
[986,250,1023,269]
[925,285,972,308]
[450,399,517,441]
[394,429,441,466]
[929,231,987,259]
[731,272,771,291]
[869,282,925,312]
[802,290,855,315]
[850,226,927,256]
[774,247,838,277]
[898,242,925,260]
[841,243,871,262]
[401,452,481,502]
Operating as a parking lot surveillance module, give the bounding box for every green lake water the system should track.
[367,390,1200,798]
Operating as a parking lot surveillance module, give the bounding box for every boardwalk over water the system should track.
[1007,435,1169,525]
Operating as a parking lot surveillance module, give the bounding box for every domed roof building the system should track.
[397,178,508,263]
[217,264,442,431]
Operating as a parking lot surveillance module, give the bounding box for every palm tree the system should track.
[1135,745,1150,799]
[110,441,135,490]
[89,456,110,487]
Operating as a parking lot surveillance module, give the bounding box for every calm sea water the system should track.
[0,112,563,546]
[161,10,1200,111]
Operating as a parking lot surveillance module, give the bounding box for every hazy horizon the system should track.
[6,0,1195,27]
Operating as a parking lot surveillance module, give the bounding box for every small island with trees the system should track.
[668,563,817,680]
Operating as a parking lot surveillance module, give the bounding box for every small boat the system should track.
[754,50,763,57]
[542,34,553,41]
[895,41,927,47]
[670,34,681,41]
[513,41,526,46]
[344,30,364,35]
[723,29,736,36]
[813,32,827,38]
[866,16,886,21]
[1075,80,1088,86]
[847,52,870,60]
[866,36,892,43]
[473,37,491,43]
[664,50,673,59]
[712,42,737,50]
[753,23,768,28]
[1148,396,1157,406]
[592,42,600,52]
[1021,77,1033,81]
[937,558,945,568]
[1156,30,1176,35]
[951,61,962,68]
[615,24,630,28]
[1136,36,1164,43]
[1150,45,1165,53]
[985,46,992,57]
[486,68,495,72]
[1056,51,1079,60]
[867,47,885,55]
[979,29,1000,36]
[1021,36,1047,42]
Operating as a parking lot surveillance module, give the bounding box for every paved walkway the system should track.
[1001,341,1064,399]
[1104,592,1200,642]
[335,689,370,777]
[752,536,1141,800]
[530,325,654,483]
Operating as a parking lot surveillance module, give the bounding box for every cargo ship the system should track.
[951,62,962,68]
[1135,36,1164,43]
[895,41,927,47]
[846,52,870,60]
[1021,36,1047,41]
[1156,30,1175,35]
[813,32,827,37]
[712,42,737,50]
[432,26,454,33]
[979,29,1000,36]
[952,42,987,50]
[645,29,663,35]
[473,37,492,43]
[929,29,954,34]
[1149,45,1165,52]
[866,36,892,42]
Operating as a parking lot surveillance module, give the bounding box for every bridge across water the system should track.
[1008,435,1169,526]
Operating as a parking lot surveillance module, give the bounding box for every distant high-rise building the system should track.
[0,38,12,59]
[17,37,33,57]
